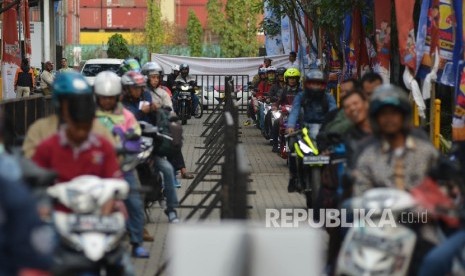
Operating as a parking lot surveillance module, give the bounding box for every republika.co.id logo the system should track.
[265,208,428,228]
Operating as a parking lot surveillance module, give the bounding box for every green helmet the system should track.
[369,84,411,133]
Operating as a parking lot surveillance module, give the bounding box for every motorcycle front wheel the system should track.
[194,103,203,118]
[180,103,187,125]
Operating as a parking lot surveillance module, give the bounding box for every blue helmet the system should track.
[52,71,92,104]
[119,58,141,75]
[52,72,95,122]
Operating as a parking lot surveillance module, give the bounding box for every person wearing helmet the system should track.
[279,67,301,106]
[174,63,200,116]
[94,71,152,257]
[31,73,121,209]
[121,71,181,223]
[166,64,181,90]
[143,62,173,110]
[23,72,115,158]
[263,67,287,141]
[352,84,438,197]
[286,69,336,192]
[142,63,194,181]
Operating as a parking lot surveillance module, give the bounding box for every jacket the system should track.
[14,66,35,88]
[352,132,439,196]
[96,103,141,136]
[40,70,54,89]
[287,92,337,128]
[122,90,154,123]
[22,114,115,158]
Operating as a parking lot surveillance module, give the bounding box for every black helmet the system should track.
[180,63,189,71]
[304,69,326,83]
[369,84,411,133]
[277,67,287,75]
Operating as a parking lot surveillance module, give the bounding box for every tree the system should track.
[145,0,164,53]
[107,33,130,59]
[207,0,261,57]
[187,10,203,57]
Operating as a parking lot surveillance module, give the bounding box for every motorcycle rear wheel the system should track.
[194,103,203,118]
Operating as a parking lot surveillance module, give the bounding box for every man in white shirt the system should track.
[40,61,54,96]
[288,51,300,69]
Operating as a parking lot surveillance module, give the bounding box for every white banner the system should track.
[151,54,289,78]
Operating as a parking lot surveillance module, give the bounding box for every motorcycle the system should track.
[287,126,329,209]
[336,188,418,276]
[174,81,202,125]
[48,175,135,276]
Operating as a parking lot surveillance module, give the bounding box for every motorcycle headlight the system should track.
[181,86,189,91]
[298,140,313,154]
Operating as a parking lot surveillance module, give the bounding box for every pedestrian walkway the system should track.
[134,115,305,275]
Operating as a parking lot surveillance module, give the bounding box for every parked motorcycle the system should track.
[174,81,202,125]
[48,175,135,276]
[287,126,329,208]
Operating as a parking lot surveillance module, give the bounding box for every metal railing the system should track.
[191,74,251,113]
[154,76,253,275]
[1,95,54,146]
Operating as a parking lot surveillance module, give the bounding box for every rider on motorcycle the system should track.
[31,72,122,211]
[351,84,439,196]
[93,71,151,258]
[286,69,337,192]
[121,71,181,223]
[174,63,199,115]
[166,64,180,90]
[264,67,287,140]
[270,67,301,152]
[257,66,277,130]
[143,62,174,111]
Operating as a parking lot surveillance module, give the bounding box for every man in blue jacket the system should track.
[286,69,337,192]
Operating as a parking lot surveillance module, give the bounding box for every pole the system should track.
[412,102,419,127]
[17,0,23,60]
[433,99,441,149]
[430,83,436,143]
[43,0,50,61]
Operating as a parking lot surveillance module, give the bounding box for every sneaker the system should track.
[165,210,180,223]
[175,179,182,189]
[132,246,150,258]
[243,120,252,126]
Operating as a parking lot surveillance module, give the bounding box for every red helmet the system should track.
[121,71,146,87]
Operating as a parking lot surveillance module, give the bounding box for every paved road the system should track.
[134,115,307,276]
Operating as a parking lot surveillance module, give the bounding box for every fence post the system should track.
[412,102,419,127]
[433,99,441,149]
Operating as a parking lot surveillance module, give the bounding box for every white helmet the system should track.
[172,64,180,72]
[142,61,164,76]
[266,66,277,73]
[94,71,122,96]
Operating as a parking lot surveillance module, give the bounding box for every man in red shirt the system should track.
[32,73,121,217]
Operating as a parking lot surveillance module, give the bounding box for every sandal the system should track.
[181,172,194,179]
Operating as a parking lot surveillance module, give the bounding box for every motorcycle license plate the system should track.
[303,155,330,165]
[72,215,120,233]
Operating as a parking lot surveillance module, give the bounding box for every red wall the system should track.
[80,7,146,30]
[81,0,147,8]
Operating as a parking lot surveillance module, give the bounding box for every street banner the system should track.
[281,15,294,55]
[24,0,32,57]
[374,0,392,82]
[395,0,417,72]
[416,0,456,84]
[152,53,289,79]
[452,0,465,141]
[1,0,21,99]
[342,14,354,79]
[264,0,284,56]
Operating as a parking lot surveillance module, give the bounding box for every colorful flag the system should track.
[1,0,21,99]
[416,0,456,85]
[452,0,465,141]
[395,0,417,71]
[374,0,392,82]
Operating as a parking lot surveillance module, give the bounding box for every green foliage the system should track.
[107,33,130,59]
[207,0,225,37]
[187,10,203,57]
[145,0,164,53]
[207,0,261,57]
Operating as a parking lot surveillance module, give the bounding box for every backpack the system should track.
[153,109,183,157]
